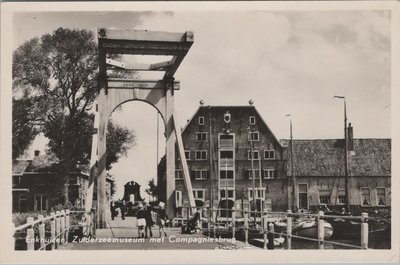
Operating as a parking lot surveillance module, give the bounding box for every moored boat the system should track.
[292,219,334,240]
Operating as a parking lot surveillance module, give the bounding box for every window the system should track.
[264,144,275,159]
[34,194,48,211]
[194,170,208,180]
[247,150,259,160]
[220,150,233,159]
[220,170,234,179]
[13,176,21,185]
[361,188,371,206]
[219,134,234,148]
[319,190,331,204]
[198,116,205,125]
[264,150,275,159]
[193,189,206,202]
[19,194,27,212]
[184,150,191,160]
[196,132,208,141]
[247,169,260,179]
[298,184,308,209]
[337,190,346,205]
[248,188,266,200]
[220,189,234,199]
[376,188,386,206]
[195,150,207,160]
[175,169,183,179]
[263,169,276,179]
[249,116,256,125]
[248,131,259,141]
[175,190,182,207]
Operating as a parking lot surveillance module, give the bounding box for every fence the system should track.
[13,210,96,251]
[175,206,383,250]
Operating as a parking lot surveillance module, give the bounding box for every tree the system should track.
[145,178,160,201]
[12,27,136,203]
[106,121,136,170]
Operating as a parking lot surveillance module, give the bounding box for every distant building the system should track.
[12,151,90,212]
[286,134,391,212]
[173,105,288,218]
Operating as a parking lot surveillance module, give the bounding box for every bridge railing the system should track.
[13,210,96,251]
[176,206,385,250]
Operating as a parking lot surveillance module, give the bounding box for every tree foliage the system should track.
[145,178,160,200]
[12,27,136,202]
[12,94,42,159]
[106,121,136,170]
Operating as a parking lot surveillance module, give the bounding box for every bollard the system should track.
[26,217,35,251]
[55,211,61,248]
[60,210,66,245]
[317,211,324,250]
[361,212,369,249]
[50,212,56,250]
[231,207,236,240]
[198,208,203,232]
[286,210,292,250]
[66,210,70,243]
[267,222,275,250]
[38,215,45,250]
[186,207,190,228]
[263,212,268,249]
[213,208,216,238]
[244,210,249,246]
[207,208,211,237]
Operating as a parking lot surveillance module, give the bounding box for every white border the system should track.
[1,1,399,263]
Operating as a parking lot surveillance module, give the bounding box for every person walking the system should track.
[157,202,168,238]
[144,204,154,238]
[136,202,147,238]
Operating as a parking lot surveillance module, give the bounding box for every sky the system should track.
[13,10,391,199]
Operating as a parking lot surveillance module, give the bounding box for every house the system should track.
[285,128,391,212]
[173,105,288,218]
[12,151,90,212]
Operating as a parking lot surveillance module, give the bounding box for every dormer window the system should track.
[249,116,256,125]
[198,116,205,125]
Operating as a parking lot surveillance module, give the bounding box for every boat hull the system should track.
[293,221,334,240]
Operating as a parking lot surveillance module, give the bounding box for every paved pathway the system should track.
[61,216,249,250]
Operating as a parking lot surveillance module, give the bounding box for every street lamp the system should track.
[286,114,298,211]
[333,96,350,212]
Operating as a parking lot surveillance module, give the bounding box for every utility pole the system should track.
[334,96,350,212]
[249,130,256,224]
[208,106,214,213]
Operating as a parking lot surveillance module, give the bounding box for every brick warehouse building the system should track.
[172,105,288,218]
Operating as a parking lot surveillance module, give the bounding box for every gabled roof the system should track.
[13,154,89,176]
[285,138,391,177]
[25,154,59,172]
[181,105,284,148]
[12,160,31,176]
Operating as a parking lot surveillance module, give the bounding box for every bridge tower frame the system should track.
[86,28,196,228]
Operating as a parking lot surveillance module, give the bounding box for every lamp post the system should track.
[248,127,256,224]
[334,96,350,212]
[286,114,298,211]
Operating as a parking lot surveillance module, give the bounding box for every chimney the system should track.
[347,123,354,151]
[34,150,40,157]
